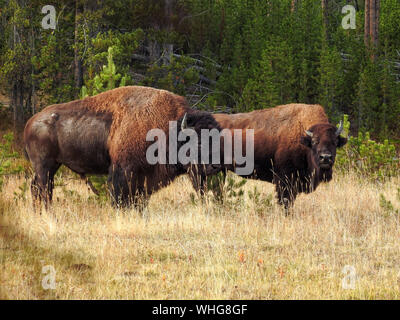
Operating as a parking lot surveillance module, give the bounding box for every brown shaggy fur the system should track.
[24,86,219,209]
[191,104,347,208]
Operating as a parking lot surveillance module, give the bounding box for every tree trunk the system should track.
[148,40,161,63]
[11,22,24,135]
[12,81,25,135]
[353,0,359,12]
[370,0,376,46]
[291,0,298,12]
[371,0,380,47]
[162,0,174,65]
[30,27,36,115]
[322,0,329,40]
[365,0,380,59]
[364,0,370,47]
[74,1,83,89]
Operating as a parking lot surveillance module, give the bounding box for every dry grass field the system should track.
[1,170,400,299]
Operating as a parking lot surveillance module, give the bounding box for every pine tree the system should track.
[81,47,129,97]
[318,44,345,120]
[356,58,382,134]
[380,49,400,138]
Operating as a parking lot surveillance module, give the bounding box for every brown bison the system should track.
[23,86,221,209]
[191,104,347,208]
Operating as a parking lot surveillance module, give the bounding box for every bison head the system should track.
[300,122,347,177]
[177,112,224,176]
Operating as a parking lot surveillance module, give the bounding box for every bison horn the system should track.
[336,120,343,136]
[305,130,313,137]
[181,113,188,131]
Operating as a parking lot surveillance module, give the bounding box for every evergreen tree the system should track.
[356,58,382,134]
[318,44,345,120]
[0,0,399,140]
[81,47,130,97]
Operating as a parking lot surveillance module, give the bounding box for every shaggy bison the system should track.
[24,86,221,209]
[191,104,347,208]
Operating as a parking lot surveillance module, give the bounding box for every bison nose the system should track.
[319,153,332,162]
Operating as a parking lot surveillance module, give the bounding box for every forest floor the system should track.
[0,94,12,135]
[1,169,400,299]
[0,94,9,106]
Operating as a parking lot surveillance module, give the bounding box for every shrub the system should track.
[248,186,273,216]
[141,54,200,96]
[380,188,400,216]
[0,133,23,191]
[206,172,247,208]
[336,115,399,180]
[81,46,131,98]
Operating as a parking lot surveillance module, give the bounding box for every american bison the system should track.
[23,86,221,209]
[190,104,347,208]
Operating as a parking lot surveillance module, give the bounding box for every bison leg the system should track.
[273,171,298,212]
[275,184,297,210]
[108,166,150,210]
[31,161,60,211]
[108,165,131,207]
[79,174,100,196]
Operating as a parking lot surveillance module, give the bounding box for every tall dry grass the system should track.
[0,170,399,299]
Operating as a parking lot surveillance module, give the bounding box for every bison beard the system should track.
[191,104,347,210]
[23,86,222,210]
